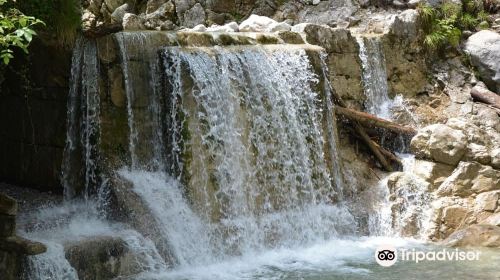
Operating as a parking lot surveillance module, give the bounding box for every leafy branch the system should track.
[0,0,44,64]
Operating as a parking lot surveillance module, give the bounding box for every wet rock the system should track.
[104,0,125,12]
[291,24,357,53]
[122,13,145,30]
[441,224,500,247]
[97,35,117,64]
[0,193,17,216]
[64,236,138,280]
[276,31,305,44]
[108,66,126,108]
[437,161,500,197]
[183,3,206,28]
[464,30,500,93]
[239,14,278,32]
[0,215,15,237]
[290,0,358,27]
[475,191,499,212]
[111,3,129,24]
[411,124,467,166]
[0,236,46,255]
[412,159,455,188]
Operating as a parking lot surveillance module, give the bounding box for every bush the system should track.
[418,0,491,52]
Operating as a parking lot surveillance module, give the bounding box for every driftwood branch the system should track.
[83,23,123,38]
[335,107,416,137]
[470,85,500,110]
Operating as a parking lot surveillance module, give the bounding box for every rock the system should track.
[389,9,419,41]
[207,22,238,32]
[483,212,500,226]
[312,0,321,4]
[441,224,500,247]
[0,193,17,216]
[182,3,206,28]
[104,0,125,12]
[288,0,358,27]
[276,31,305,44]
[410,124,467,165]
[0,214,15,237]
[407,0,422,8]
[239,15,278,32]
[82,9,97,30]
[491,148,500,169]
[465,143,491,165]
[191,24,207,32]
[291,24,357,53]
[266,22,292,33]
[88,0,103,15]
[122,13,145,31]
[0,236,46,255]
[412,159,455,188]
[437,161,500,197]
[97,36,117,64]
[464,30,500,93]
[108,67,125,108]
[146,0,169,14]
[110,3,129,24]
[442,205,469,230]
[64,236,138,279]
[475,191,499,212]
[146,1,176,21]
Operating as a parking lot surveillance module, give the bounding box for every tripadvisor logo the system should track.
[375,245,481,267]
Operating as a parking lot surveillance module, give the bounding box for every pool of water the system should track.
[134,237,500,280]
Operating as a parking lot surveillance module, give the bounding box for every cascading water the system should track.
[113,38,357,268]
[356,36,393,120]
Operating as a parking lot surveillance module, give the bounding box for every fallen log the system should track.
[471,85,500,110]
[83,23,123,38]
[335,106,416,137]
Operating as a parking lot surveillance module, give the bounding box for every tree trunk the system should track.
[335,106,416,137]
[471,85,500,109]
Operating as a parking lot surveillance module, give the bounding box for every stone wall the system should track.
[0,39,71,193]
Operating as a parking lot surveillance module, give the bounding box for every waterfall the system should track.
[356,36,393,120]
[61,37,101,199]
[109,38,356,267]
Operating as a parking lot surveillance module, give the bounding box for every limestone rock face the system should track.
[441,224,500,248]
[110,3,129,23]
[475,191,500,212]
[484,212,500,226]
[437,161,500,197]
[464,30,500,93]
[411,124,467,165]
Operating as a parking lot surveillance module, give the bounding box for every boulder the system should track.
[0,215,15,237]
[122,13,145,31]
[110,3,129,24]
[239,15,278,32]
[64,236,137,279]
[464,30,500,93]
[437,161,500,197]
[491,148,500,169]
[441,224,500,247]
[475,191,499,212]
[104,0,125,12]
[266,22,292,33]
[389,9,420,40]
[191,24,207,32]
[410,124,467,165]
[182,3,206,28]
[412,159,455,188]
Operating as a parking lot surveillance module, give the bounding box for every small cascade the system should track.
[61,37,101,199]
[356,36,393,120]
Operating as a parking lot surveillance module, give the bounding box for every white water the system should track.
[357,36,393,120]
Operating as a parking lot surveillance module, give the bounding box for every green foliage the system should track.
[418,0,491,52]
[0,0,44,64]
[12,0,81,46]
